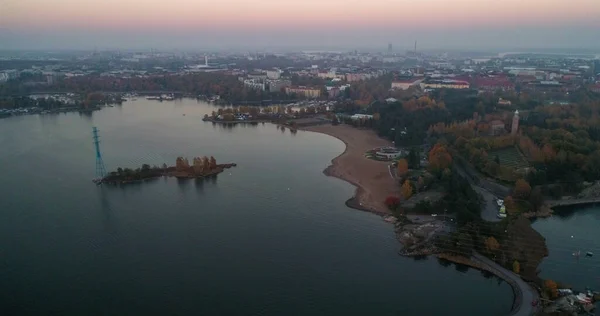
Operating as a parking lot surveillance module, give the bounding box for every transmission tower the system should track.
[93,127,107,180]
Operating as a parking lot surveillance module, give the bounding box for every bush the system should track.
[384,196,401,210]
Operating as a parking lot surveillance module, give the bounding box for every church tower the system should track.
[511,110,519,135]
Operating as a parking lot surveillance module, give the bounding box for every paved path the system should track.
[474,186,502,222]
[473,253,539,316]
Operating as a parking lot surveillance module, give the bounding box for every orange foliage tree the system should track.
[514,179,532,199]
[428,143,453,175]
[544,279,558,299]
[397,159,409,176]
[504,196,517,215]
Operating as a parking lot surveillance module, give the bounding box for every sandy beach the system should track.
[300,124,400,215]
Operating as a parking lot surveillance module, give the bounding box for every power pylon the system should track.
[93,127,106,180]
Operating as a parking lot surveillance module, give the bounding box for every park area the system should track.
[487,147,529,170]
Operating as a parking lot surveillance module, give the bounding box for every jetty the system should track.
[546,197,600,208]
[99,156,236,185]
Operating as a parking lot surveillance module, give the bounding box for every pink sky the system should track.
[3,0,600,31]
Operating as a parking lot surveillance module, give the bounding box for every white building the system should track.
[243,79,265,91]
[391,79,421,90]
[266,70,281,80]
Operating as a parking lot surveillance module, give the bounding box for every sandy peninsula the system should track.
[300,124,400,215]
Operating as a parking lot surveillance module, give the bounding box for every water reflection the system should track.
[97,185,116,233]
[194,178,204,193]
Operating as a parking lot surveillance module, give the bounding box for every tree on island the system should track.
[117,167,124,175]
[202,156,210,171]
[209,156,217,169]
[142,164,151,172]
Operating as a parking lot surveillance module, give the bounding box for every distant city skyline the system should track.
[1,0,600,50]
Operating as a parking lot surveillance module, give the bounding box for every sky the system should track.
[1,0,600,51]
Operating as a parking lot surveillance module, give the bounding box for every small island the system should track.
[100,156,236,185]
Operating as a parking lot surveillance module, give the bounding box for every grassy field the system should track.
[487,147,529,170]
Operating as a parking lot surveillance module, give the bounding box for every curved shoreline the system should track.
[299,124,396,217]
[300,124,536,315]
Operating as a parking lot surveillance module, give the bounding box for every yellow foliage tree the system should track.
[485,236,500,252]
[401,180,413,200]
[512,260,520,274]
[397,159,409,176]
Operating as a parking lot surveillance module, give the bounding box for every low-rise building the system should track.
[285,86,321,98]
[266,79,291,93]
[420,79,469,90]
[391,78,421,90]
[243,79,265,91]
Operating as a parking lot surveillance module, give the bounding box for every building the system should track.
[350,114,373,120]
[243,79,265,91]
[420,79,470,90]
[266,70,281,80]
[267,79,291,93]
[511,110,519,135]
[489,120,506,136]
[391,78,421,90]
[498,98,512,107]
[285,86,321,99]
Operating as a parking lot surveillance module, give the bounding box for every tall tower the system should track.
[204,55,208,66]
[93,127,107,180]
[387,43,392,54]
[511,110,520,135]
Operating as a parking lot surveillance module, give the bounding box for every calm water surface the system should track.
[533,206,600,307]
[0,99,513,315]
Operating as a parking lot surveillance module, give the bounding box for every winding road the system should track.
[473,253,539,316]
[454,163,539,315]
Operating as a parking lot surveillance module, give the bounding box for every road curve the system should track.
[473,253,539,316]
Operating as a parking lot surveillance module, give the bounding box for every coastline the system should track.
[299,124,398,216]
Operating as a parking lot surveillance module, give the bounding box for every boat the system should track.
[585,251,593,257]
[573,250,581,257]
[92,178,103,185]
[575,293,592,304]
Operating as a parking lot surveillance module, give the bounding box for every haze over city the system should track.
[1,0,600,51]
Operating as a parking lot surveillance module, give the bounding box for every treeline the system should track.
[362,90,482,147]
[0,96,84,110]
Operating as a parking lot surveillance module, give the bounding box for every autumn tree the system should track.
[504,196,517,215]
[512,260,520,274]
[397,159,409,176]
[209,156,217,169]
[202,156,210,171]
[401,180,413,200]
[384,196,400,210]
[484,236,500,253]
[544,279,558,299]
[514,179,532,199]
[428,143,453,175]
